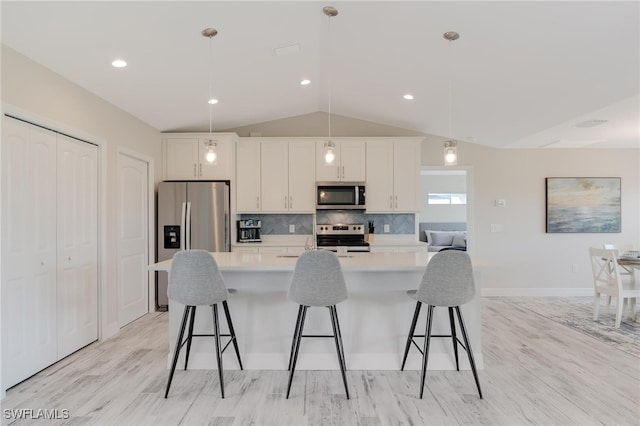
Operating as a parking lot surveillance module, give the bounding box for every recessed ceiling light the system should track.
[111,59,127,68]
[300,79,311,86]
[208,98,218,105]
[403,94,414,100]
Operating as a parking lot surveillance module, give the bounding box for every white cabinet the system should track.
[236,140,261,212]
[366,140,420,212]
[1,116,98,390]
[164,134,233,180]
[261,140,315,213]
[316,140,366,182]
[237,139,316,213]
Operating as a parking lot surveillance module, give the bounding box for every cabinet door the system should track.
[1,118,58,388]
[340,141,366,181]
[288,142,316,212]
[236,140,261,212]
[199,137,232,180]
[57,134,98,359]
[316,140,340,181]
[165,138,198,180]
[261,141,289,212]
[393,141,420,212]
[366,141,394,212]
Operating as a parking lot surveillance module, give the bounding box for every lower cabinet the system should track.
[1,116,98,390]
[370,245,428,253]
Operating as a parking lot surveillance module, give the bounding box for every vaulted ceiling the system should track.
[2,1,638,148]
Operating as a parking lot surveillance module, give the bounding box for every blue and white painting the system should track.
[546,178,621,233]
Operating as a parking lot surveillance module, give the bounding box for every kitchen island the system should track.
[150,251,483,371]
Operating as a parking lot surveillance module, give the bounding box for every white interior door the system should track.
[1,117,58,388]
[117,152,149,327]
[57,134,98,359]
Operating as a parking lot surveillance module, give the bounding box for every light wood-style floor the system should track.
[2,298,639,426]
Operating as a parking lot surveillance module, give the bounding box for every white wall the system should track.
[422,140,640,295]
[1,45,162,336]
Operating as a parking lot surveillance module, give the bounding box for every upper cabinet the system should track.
[366,139,421,212]
[237,139,316,213]
[315,140,366,182]
[163,133,235,180]
[236,140,261,212]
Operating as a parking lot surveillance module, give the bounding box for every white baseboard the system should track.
[481,287,593,297]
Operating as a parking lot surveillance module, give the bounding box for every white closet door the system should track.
[117,152,149,327]
[1,118,58,388]
[57,134,98,359]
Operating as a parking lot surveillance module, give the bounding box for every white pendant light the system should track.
[202,27,218,165]
[323,6,338,165]
[443,31,459,166]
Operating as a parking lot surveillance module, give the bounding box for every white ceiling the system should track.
[2,1,639,149]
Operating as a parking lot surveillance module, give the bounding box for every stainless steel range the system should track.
[316,223,370,252]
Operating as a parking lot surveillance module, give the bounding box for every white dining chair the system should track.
[589,247,640,328]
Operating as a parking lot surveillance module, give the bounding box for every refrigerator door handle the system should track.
[185,201,192,250]
[180,202,187,250]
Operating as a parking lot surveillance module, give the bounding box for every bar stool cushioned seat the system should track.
[286,250,350,399]
[401,250,482,399]
[164,250,243,399]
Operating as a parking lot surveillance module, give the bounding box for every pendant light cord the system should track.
[448,38,452,140]
[327,13,332,140]
[208,35,214,137]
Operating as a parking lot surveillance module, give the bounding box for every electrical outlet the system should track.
[289,224,295,233]
[384,224,390,233]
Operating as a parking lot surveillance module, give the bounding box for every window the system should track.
[428,193,467,205]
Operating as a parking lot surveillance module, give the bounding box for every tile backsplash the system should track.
[240,212,415,235]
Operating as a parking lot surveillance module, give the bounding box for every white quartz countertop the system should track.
[150,251,436,273]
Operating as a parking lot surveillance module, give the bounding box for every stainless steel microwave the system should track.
[316,182,366,210]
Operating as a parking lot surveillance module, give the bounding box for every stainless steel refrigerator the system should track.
[156,181,230,309]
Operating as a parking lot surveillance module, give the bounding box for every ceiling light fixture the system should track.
[202,27,218,165]
[111,59,127,68]
[323,6,338,165]
[443,31,459,166]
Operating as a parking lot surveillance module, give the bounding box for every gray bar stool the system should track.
[400,250,482,399]
[164,250,243,399]
[286,250,349,399]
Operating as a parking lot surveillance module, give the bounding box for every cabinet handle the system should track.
[199,163,202,177]
[284,195,287,209]
[337,166,340,180]
[193,164,197,177]
[256,196,260,209]
[342,166,345,180]
[390,195,393,208]
[289,195,292,209]
[395,195,398,209]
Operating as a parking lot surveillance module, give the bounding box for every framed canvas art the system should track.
[546,177,621,233]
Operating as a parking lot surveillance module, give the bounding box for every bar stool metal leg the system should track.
[222,300,243,370]
[401,301,422,371]
[329,305,349,399]
[184,306,197,370]
[165,305,191,398]
[287,305,304,371]
[286,305,308,399]
[419,305,435,399]
[455,306,483,399]
[212,304,225,398]
[448,307,460,371]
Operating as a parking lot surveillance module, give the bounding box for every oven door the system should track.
[316,182,365,210]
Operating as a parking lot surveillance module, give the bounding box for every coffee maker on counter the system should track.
[237,219,262,243]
